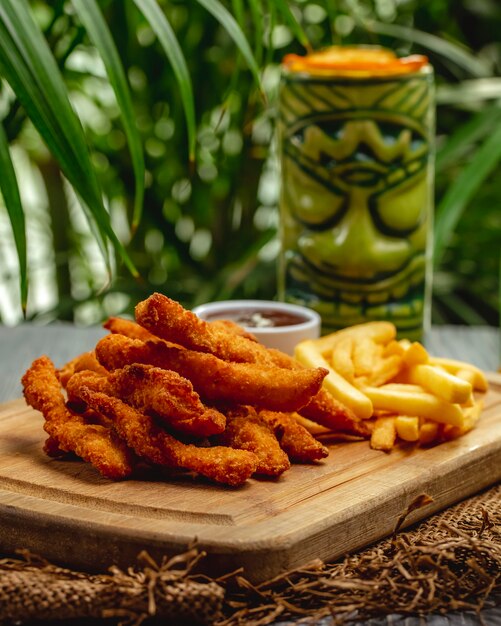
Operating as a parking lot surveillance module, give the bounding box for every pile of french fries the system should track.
[295,322,488,451]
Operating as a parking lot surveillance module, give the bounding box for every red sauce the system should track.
[206,309,308,328]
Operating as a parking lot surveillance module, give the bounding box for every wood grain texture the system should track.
[0,374,500,582]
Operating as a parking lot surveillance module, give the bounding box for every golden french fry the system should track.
[364,385,464,427]
[331,336,355,381]
[370,416,396,451]
[312,322,396,357]
[292,413,331,436]
[443,399,484,439]
[383,340,405,358]
[402,341,429,367]
[382,383,424,393]
[419,420,439,445]
[295,340,373,419]
[352,336,380,377]
[454,368,476,386]
[407,364,473,404]
[368,355,403,387]
[428,357,488,392]
[395,416,419,442]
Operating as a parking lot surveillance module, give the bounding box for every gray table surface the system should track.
[0,323,499,626]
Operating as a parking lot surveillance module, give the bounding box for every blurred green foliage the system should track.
[0,0,499,326]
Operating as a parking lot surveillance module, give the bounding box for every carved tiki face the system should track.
[279,68,434,338]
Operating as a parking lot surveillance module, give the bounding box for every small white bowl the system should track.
[192,300,321,355]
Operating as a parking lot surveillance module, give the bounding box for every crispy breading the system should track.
[57,351,108,388]
[95,334,327,412]
[67,365,226,437]
[258,410,329,463]
[134,296,360,433]
[77,387,258,486]
[220,407,290,477]
[136,293,276,364]
[43,435,66,458]
[265,349,367,435]
[22,357,135,479]
[209,319,260,343]
[299,389,370,436]
[104,317,158,341]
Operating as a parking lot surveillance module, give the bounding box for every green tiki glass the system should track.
[278,47,435,340]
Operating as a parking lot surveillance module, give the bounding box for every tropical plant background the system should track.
[0,0,499,327]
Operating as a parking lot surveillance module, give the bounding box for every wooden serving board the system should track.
[1,375,500,582]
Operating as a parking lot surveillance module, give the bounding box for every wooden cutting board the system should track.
[0,374,500,582]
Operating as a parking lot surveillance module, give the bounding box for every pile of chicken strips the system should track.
[22,293,488,487]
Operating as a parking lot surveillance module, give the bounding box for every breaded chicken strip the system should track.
[104,317,158,342]
[76,387,258,487]
[57,351,108,388]
[95,334,327,413]
[67,365,226,437]
[136,293,276,365]
[209,319,260,343]
[220,408,290,477]
[135,294,364,434]
[258,410,329,463]
[264,348,368,435]
[299,390,370,436]
[22,357,134,479]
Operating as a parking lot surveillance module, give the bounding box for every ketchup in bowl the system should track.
[192,300,321,354]
[204,308,308,328]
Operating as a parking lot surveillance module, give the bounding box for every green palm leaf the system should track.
[133,0,196,162]
[365,20,490,78]
[275,0,312,52]
[0,0,137,277]
[72,0,145,234]
[195,0,263,93]
[436,104,501,172]
[434,121,501,267]
[0,121,27,312]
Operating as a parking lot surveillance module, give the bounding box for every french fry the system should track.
[401,341,429,367]
[454,368,476,386]
[428,357,488,392]
[442,399,484,440]
[312,322,396,357]
[368,355,403,387]
[352,336,380,377]
[303,323,488,452]
[383,340,405,357]
[407,364,473,404]
[370,416,396,451]
[292,413,331,436]
[419,420,439,445]
[295,340,373,419]
[395,416,419,442]
[364,385,465,427]
[331,336,355,381]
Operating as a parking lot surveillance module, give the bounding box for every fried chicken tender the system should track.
[209,319,260,343]
[262,349,367,435]
[299,389,370,436]
[104,317,158,342]
[43,435,66,458]
[136,293,277,365]
[57,351,108,388]
[258,410,329,463]
[76,387,258,486]
[22,357,135,479]
[67,365,226,437]
[220,408,290,477]
[135,294,363,434]
[95,334,327,412]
